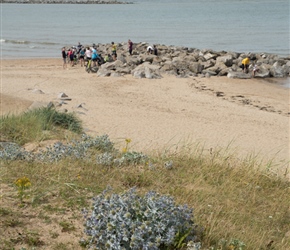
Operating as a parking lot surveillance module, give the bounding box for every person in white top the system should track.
[85,47,92,66]
[147,45,153,54]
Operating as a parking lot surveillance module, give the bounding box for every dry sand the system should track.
[1,58,289,175]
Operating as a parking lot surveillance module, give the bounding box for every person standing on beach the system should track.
[79,47,85,67]
[77,42,82,54]
[153,44,158,56]
[91,47,100,67]
[62,47,67,69]
[111,42,117,60]
[128,39,133,55]
[85,47,92,66]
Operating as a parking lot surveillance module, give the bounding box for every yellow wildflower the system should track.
[15,176,31,188]
[125,138,131,144]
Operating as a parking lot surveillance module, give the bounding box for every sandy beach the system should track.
[1,58,289,174]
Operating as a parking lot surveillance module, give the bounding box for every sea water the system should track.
[0,0,289,59]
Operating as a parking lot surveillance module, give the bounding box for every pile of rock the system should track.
[91,42,290,79]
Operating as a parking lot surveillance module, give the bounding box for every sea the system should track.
[0,0,289,59]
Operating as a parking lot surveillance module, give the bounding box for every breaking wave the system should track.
[1,39,59,46]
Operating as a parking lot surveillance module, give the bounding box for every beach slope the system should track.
[1,58,289,173]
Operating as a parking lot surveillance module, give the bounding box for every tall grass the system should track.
[0,109,289,249]
[0,107,82,145]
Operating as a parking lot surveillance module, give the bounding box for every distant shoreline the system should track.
[1,0,132,4]
[0,58,289,89]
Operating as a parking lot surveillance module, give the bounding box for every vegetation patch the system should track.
[0,107,82,145]
[0,109,289,249]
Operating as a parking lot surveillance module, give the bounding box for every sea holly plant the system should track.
[82,188,197,249]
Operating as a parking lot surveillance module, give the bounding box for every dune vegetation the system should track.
[0,107,289,250]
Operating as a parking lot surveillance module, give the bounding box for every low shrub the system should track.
[82,188,198,250]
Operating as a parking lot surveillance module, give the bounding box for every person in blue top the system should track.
[91,47,100,67]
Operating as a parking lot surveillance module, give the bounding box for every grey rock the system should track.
[32,89,45,94]
[252,65,270,78]
[145,67,162,79]
[188,62,204,74]
[76,103,88,111]
[270,62,287,77]
[216,54,233,67]
[115,67,131,74]
[132,69,145,79]
[203,52,217,61]
[101,60,123,70]
[110,72,123,77]
[227,72,252,79]
[96,68,111,77]
[202,59,215,69]
[202,70,217,76]
[58,92,68,98]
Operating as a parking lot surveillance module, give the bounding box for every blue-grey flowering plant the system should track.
[82,188,197,249]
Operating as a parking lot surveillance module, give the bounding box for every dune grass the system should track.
[0,109,289,249]
[0,107,82,145]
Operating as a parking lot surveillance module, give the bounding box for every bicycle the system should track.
[85,55,105,73]
[85,58,98,73]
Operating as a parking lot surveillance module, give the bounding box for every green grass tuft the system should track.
[0,107,82,145]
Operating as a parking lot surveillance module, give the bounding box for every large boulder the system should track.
[144,67,162,79]
[270,62,287,77]
[126,56,143,66]
[101,60,124,70]
[227,72,252,79]
[203,52,218,61]
[216,54,233,67]
[96,68,111,77]
[202,59,215,69]
[202,69,217,76]
[251,64,270,78]
[115,67,131,74]
[131,63,162,79]
[206,62,227,75]
[117,55,127,64]
[188,62,204,74]
[160,63,174,72]
[218,67,230,76]
[140,54,156,63]
[282,64,290,76]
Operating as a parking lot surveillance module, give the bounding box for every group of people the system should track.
[61,41,118,69]
[241,56,259,77]
[146,44,158,56]
[61,43,100,69]
[62,42,258,77]
[61,40,159,70]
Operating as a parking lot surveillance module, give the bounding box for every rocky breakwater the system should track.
[89,42,290,80]
[2,0,130,4]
